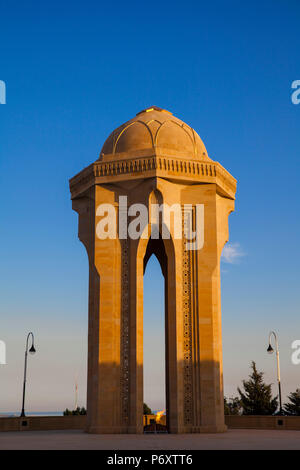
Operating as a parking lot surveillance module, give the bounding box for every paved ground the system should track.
[0,429,300,450]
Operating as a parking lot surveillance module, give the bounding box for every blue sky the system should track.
[0,0,300,412]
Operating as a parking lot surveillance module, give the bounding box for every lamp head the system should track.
[29,345,36,355]
[267,344,274,354]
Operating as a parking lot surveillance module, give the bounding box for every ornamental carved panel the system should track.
[182,208,193,426]
[120,239,130,422]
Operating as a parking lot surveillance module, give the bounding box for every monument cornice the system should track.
[69,154,237,200]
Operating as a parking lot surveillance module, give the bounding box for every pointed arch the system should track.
[135,215,177,432]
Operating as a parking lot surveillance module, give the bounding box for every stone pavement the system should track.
[0,429,300,450]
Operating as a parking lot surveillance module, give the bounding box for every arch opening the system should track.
[143,236,169,433]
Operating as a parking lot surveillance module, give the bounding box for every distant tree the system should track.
[224,396,241,415]
[63,407,86,416]
[238,361,278,415]
[143,403,152,415]
[284,389,300,416]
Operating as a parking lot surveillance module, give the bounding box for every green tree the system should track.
[143,403,152,415]
[284,389,300,416]
[63,407,87,416]
[238,361,278,415]
[224,396,241,415]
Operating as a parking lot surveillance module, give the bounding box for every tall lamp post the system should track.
[267,330,282,415]
[20,332,36,417]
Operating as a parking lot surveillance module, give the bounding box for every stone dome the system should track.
[99,106,210,161]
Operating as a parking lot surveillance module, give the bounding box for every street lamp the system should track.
[20,332,36,417]
[267,330,282,415]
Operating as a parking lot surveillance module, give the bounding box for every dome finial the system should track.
[136,106,172,116]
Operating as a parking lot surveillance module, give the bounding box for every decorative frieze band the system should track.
[69,156,236,201]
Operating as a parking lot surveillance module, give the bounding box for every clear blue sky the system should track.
[0,0,299,413]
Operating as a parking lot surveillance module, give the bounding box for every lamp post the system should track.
[20,332,36,417]
[267,330,282,415]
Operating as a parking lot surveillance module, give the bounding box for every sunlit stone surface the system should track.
[69,107,237,434]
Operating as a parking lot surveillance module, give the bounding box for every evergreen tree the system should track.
[224,396,241,415]
[63,406,86,415]
[284,389,300,416]
[238,361,278,415]
[143,403,152,415]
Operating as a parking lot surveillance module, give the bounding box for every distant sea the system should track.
[0,412,63,417]
[0,411,164,417]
